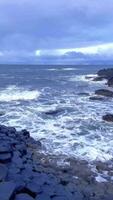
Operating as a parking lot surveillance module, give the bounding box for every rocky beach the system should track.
[0,67,113,200]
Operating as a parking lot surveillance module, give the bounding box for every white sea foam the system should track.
[0,85,40,102]
[0,75,113,163]
[69,74,107,85]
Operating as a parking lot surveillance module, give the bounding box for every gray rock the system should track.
[0,181,16,200]
[35,194,51,200]
[89,96,104,101]
[97,68,113,79]
[108,77,113,87]
[92,76,105,81]
[15,193,34,200]
[0,153,12,163]
[95,89,113,97]
[0,145,12,154]
[0,164,7,181]
[102,114,113,122]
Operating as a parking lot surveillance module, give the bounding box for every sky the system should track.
[0,0,113,64]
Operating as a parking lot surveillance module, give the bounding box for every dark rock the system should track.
[0,153,12,163]
[102,114,113,122]
[0,181,16,200]
[0,164,8,181]
[15,193,34,200]
[97,68,113,79]
[12,151,23,169]
[89,96,104,101]
[108,77,113,87]
[0,144,12,154]
[92,76,105,81]
[45,108,63,116]
[95,89,113,97]
[35,194,51,200]
[21,130,30,138]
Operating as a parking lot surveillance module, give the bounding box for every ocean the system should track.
[0,65,113,162]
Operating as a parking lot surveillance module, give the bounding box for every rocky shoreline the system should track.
[1,68,113,200]
[0,124,113,200]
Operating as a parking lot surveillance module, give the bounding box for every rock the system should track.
[0,144,12,154]
[95,89,113,97]
[15,193,34,200]
[45,108,63,116]
[102,114,113,122]
[35,194,51,200]
[0,181,16,200]
[108,77,113,87]
[0,164,8,181]
[92,76,105,81]
[0,153,12,163]
[12,151,23,169]
[89,96,104,101]
[21,130,30,138]
[97,68,113,79]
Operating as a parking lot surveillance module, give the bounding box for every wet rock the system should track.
[89,96,104,101]
[21,129,30,138]
[0,144,12,154]
[108,77,113,87]
[0,153,12,163]
[97,68,113,79]
[102,114,113,122]
[95,89,113,97]
[0,181,16,200]
[45,108,63,116]
[15,193,34,200]
[0,164,8,181]
[92,76,105,81]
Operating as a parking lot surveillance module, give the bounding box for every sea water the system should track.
[0,65,113,162]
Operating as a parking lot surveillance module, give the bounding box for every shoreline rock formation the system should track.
[0,124,113,199]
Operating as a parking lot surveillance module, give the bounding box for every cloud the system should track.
[0,0,113,63]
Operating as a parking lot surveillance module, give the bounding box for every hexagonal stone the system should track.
[0,153,12,163]
[35,193,51,200]
[15,193,34,200]
[0,181,16,200]
[0,164,7,181]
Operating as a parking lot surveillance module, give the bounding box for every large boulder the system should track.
[97,68,113,79]
[107,77,113,87]
[95,89,113,97]
[102,114,113,122]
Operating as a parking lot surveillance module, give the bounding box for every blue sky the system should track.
[0,0,113,64]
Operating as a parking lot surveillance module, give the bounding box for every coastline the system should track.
[0,68,113,200]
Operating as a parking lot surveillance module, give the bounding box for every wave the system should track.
[0,85,40,102]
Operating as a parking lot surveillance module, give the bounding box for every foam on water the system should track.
[0,74,113,163]
[0,85,40,102]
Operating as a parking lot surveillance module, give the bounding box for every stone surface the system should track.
[102,114,113,122]
[15,193,34,200]
[0,181,16,200]
[89,96,104,101]
[0,153,12,163]
[0,164,8,181]
[108,77,113,87]
[0,124,112,200]
[95,89,113,97]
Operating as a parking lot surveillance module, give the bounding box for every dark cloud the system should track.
[0,0,113,63]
